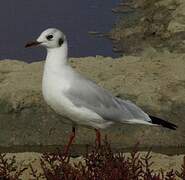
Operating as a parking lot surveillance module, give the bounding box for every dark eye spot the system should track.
[58,38,64,46]
[46,35,53,40]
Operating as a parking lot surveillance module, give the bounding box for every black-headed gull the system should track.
[25,28,177,153]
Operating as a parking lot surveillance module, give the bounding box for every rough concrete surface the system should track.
[0,52,184,149]
[110,0,185,55]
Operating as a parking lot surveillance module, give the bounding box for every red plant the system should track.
[29,139,183,180]
[176,156,185,179]
[0,153,27,180]
[0,140,184,179]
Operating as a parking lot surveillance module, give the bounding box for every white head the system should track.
[25,28,66,49]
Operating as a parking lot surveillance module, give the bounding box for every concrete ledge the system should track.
[0,53,184,149]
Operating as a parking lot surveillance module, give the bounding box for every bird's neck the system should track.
[45,41,69,72]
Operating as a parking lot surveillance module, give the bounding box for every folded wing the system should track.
[64,74,152,125]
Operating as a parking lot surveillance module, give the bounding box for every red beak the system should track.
[25,41,41,48]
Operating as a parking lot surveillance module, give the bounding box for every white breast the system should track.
[42,68,111,129]
[42,68,70,115]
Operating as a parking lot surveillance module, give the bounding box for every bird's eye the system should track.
[46,35,53,40]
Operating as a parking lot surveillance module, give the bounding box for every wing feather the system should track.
[64,73,151,124]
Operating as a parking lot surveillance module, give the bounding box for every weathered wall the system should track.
[110,0,185,55]
[0,53,184,149]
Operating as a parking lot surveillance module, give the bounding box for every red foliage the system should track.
[176,156,185,179]
[29,140,184,180]
[0,153,27,180]
[0,140,185,179]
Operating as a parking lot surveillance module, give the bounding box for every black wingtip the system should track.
[149,115,177,130]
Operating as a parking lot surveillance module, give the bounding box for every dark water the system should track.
[0,0,121,62]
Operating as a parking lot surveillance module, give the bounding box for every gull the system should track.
[25,28,177,153]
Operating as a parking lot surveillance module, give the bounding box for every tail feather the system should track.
[149,115,177,130]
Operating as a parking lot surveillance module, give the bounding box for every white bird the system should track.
[25,28,177,153]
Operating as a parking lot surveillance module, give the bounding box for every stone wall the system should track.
[0,53,184,149]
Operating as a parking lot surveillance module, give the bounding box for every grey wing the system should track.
[65,75,151,124]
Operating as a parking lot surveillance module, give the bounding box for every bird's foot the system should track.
[63,127,75,159]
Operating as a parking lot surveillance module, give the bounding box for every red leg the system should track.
[63,127,75,156]
[95,129,101,147]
